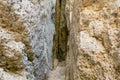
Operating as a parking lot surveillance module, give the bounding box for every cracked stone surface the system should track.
[0,0,120,80]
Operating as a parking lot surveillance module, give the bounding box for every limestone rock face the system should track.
[65,0,120,80]
[0,0,55,80]
[0,0,120,80]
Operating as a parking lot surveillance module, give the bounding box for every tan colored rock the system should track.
[65,0,120,80]
[0,0,120,80]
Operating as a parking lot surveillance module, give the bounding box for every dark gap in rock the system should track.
[52,0,68,68]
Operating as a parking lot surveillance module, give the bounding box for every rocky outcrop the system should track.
[65,0,120,80]
[0,0,55,80]
[0,0,120,80]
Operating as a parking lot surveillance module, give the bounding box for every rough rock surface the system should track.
[0,0,120,80]
[65,0,120,80]
[0,0,55,80]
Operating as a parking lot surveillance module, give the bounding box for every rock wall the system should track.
[65,0,120,80]
[0,0,55,80]
[0,0,120,80]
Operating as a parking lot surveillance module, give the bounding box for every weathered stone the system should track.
[0,0,55,80]
[0,0,120,80]
[65,0,120,80]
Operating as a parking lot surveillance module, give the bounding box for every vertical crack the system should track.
[52,0,68,68]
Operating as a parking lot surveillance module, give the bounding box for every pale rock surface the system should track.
[0,0,55,80]
[48,66,65,80]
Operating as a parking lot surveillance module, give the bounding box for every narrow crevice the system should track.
[52,0,68,68]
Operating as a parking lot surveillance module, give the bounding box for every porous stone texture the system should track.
[65,0,120,80]
[0,0,120,80]
[0,0,55,80]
